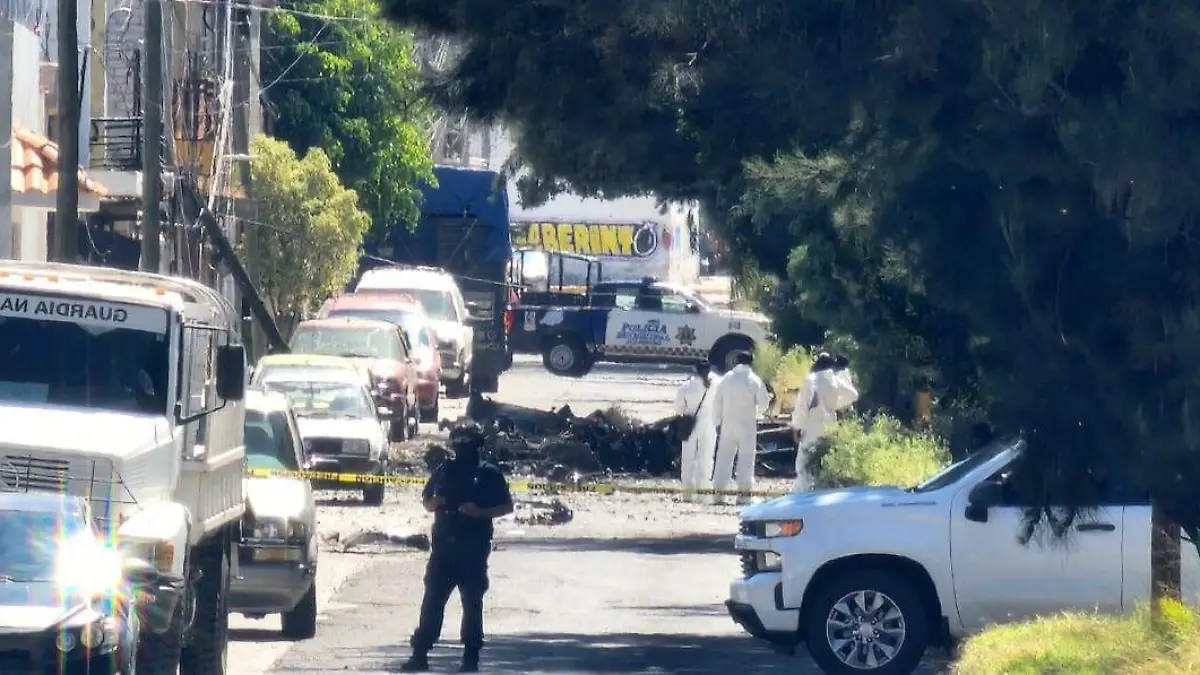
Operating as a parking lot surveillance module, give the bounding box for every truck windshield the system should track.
[0,317,169,414]
[357,288,455,322]
[324,309,429,346]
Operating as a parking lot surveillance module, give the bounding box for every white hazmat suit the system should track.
[790,367,859,492]
[674,372,718,501]
[712,364,771,499]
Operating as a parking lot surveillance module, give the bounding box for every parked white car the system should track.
[259,372,391,506]
[355,266,476,397]
[727,439,1191,675]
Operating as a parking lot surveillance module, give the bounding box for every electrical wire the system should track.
[149,0,371,23]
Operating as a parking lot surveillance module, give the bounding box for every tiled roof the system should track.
[10,128,108,198]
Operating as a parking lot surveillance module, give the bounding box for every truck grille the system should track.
[305,439,343,455]
[741,551,759,577]
[0,455,68,491]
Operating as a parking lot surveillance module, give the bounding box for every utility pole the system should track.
[230,7,266,358]
[54,0,81,262]
[140,0,165,272]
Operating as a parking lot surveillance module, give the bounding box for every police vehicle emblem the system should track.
[676,325,697,346]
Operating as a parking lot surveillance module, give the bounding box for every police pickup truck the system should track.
[511,276,771,377]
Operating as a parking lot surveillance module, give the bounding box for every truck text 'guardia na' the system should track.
[362,165,513,392]
[0,261,247,675]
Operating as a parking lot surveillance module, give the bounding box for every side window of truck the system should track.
[179,325,219,419]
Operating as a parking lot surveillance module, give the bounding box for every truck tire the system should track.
[281,582,318,640]
[137,605,184,675]
[711,335,754,373]
[363,482,385,506]
[543,336,589,377]
[181,543,230,675]
[803,569,928,675]
[420,395,439,423]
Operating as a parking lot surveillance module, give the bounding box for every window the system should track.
[659,291,691,314]
[262,380,374,420]
[180,326,218,419]
[0,315,171,415]
[405,289,456,322]
[910,440,1013,493]
[244,409,301,471]
[291,327,401,361]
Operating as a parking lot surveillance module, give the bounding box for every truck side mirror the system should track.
[216,345,247,401]
[965,479,1004,523]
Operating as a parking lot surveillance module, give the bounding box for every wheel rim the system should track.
[548,344,575,371]
[724,349,742,372]
[825,589,907,670]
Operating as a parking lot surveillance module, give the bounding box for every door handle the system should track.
[1075,522,1116,532]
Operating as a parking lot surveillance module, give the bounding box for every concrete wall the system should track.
[9,22,50,261]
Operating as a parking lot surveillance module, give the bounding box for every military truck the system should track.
[0,261,246,675]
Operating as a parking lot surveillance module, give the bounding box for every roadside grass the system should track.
[954,602,1200,674]
[811,414,949,488]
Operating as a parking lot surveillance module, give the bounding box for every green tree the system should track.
[249,135,371,334]
[263,0,433,234]
[381,0,1200,596]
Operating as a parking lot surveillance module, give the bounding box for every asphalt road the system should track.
[233,355,948,674]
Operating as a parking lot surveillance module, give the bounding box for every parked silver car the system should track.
[230,389,318,639]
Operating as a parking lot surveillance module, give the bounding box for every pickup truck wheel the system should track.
[420,396,439,423]
[281,582,318,640]
[803,570,928,675]
[711,336,754,373]
[363,482,386,506]
[543,336,587,377]
[445,370,470,398]
[180,544,230,675]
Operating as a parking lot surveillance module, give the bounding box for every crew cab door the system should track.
[600,282,694,359]
[949,457,1125,631]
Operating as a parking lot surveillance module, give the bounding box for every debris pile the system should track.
[441,394,686,479]
[322,528,431,553]
[505,497,574,526]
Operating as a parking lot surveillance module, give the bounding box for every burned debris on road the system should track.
[441,393,800,482]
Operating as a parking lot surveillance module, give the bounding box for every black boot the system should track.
[398,652,430,672]
[459,649,480,672]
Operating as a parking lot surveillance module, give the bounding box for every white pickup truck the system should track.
[727,439,1198,675]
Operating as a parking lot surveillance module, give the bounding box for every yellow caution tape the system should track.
[246,468,789,498]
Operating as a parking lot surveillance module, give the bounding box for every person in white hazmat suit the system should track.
[712,351,771,502]
[790,353,859,492]
[674,361,719,502]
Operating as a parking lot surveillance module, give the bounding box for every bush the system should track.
[752,342,812,414]
[812,414,949,488]
[953,602,1200,675]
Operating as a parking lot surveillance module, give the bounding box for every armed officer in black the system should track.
[400,422,514,673]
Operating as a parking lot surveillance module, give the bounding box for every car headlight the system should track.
[761,520,804,538]
[344,439,371,455]
[58,616,120,654]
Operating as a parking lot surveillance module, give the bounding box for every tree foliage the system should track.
[248,135,371,333]
[379,0,1200,539]
[263,0,433,233]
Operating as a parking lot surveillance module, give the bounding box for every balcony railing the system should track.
[89,117,144,171]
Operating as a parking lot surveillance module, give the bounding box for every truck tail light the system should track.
[503,307,514,335]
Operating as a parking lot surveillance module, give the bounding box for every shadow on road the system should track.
[498,533,733,556]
